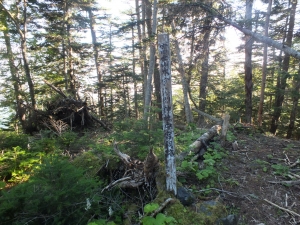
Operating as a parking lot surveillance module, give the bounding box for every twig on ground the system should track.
[268,180,300,186]
[150,198,175,217]
[263,198,300,217]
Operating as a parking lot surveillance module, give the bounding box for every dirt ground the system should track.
[215,130,300,225]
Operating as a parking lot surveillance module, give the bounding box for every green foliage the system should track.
[0,156,108,225]
[88,220,116,225]
[144,203,160,213]
[226,130,236,142]
[112,119,163,159]
[178,142,226,185]
[31,137,58,154]
[142,203,177,225]
[0,131,28,150]
[0,146,44,184]
[271,164,289,176]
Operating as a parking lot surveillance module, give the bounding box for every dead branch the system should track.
[150,198,175,217]
[263,198,300,217]
[113,141,132,165]
[44,80,68,98]
[192,108,223,124]
[101,177,131,193]
[268,180,300,186]
[289,159,300,168]
[177,125,221,161]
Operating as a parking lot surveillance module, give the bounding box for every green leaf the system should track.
[142,216,156,225]
[144,203,159,213]
[156,213,167,224]
[0,181,6,189]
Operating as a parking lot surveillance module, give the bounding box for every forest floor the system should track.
[211,130,300,225]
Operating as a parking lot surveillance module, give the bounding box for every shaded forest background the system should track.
[0,0,300,137]
[1,1,300,225]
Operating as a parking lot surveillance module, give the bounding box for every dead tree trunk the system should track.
[158,33,177,195]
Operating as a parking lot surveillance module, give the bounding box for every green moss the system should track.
[152,166,226,225]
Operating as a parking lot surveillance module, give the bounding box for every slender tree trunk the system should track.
[244,0,253,123]
[2,15,26,128]
[270,0,297,134]
[88,8,103,117]
[257,0,272,126]
[62,0,68,90]
[198,16,212,125]
[286,63,300,138]
[171,21,194,123]
[143,0,158,121]
[197,2,300,59]
[142,0,148,103]
[131,18,139,119]
[187,21,198,108]
[67,23,76,98]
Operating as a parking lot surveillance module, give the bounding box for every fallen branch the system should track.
[263,198,300,217]
[289,159,300,168]
[192,108,223,124]
[44,80,68,98]
[177,125,221,161]
[150,198,175,217]
[101,177,131,193]
[268,180,300,186]
[113,141,132,165]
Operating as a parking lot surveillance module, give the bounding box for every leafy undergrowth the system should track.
[0,121,299,224]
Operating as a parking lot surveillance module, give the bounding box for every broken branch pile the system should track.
[37,81,109,133]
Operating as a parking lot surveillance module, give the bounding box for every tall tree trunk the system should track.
[67,23,76,98]
[270,0,297,134]
[62,0,69,91]
[171,21,194,123]
[198,16,212,125]
[244,0,253,124]
[141,0,148,103]
[88,8,103,117]
[131,17,139,119]
[196,2,300,59]
[135,0,144,118]
[286,63,300,138]
[2,14,26,128]
[158,33,177,195]
[143,0,158,121]
[257,0,272,126]
[0,1,36,112]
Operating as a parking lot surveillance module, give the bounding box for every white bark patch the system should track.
[158,33,177,195]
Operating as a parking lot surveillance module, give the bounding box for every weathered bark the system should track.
[143,0,158,121]
[244,0,253,124]
[171,20,194,123]
[270,0,297,134]
[257,0,272,126]
[158,33,177,195]
[198,15,212,125]
[177,125,221,161]
[87,9,103,117]
[220,114,230,147]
